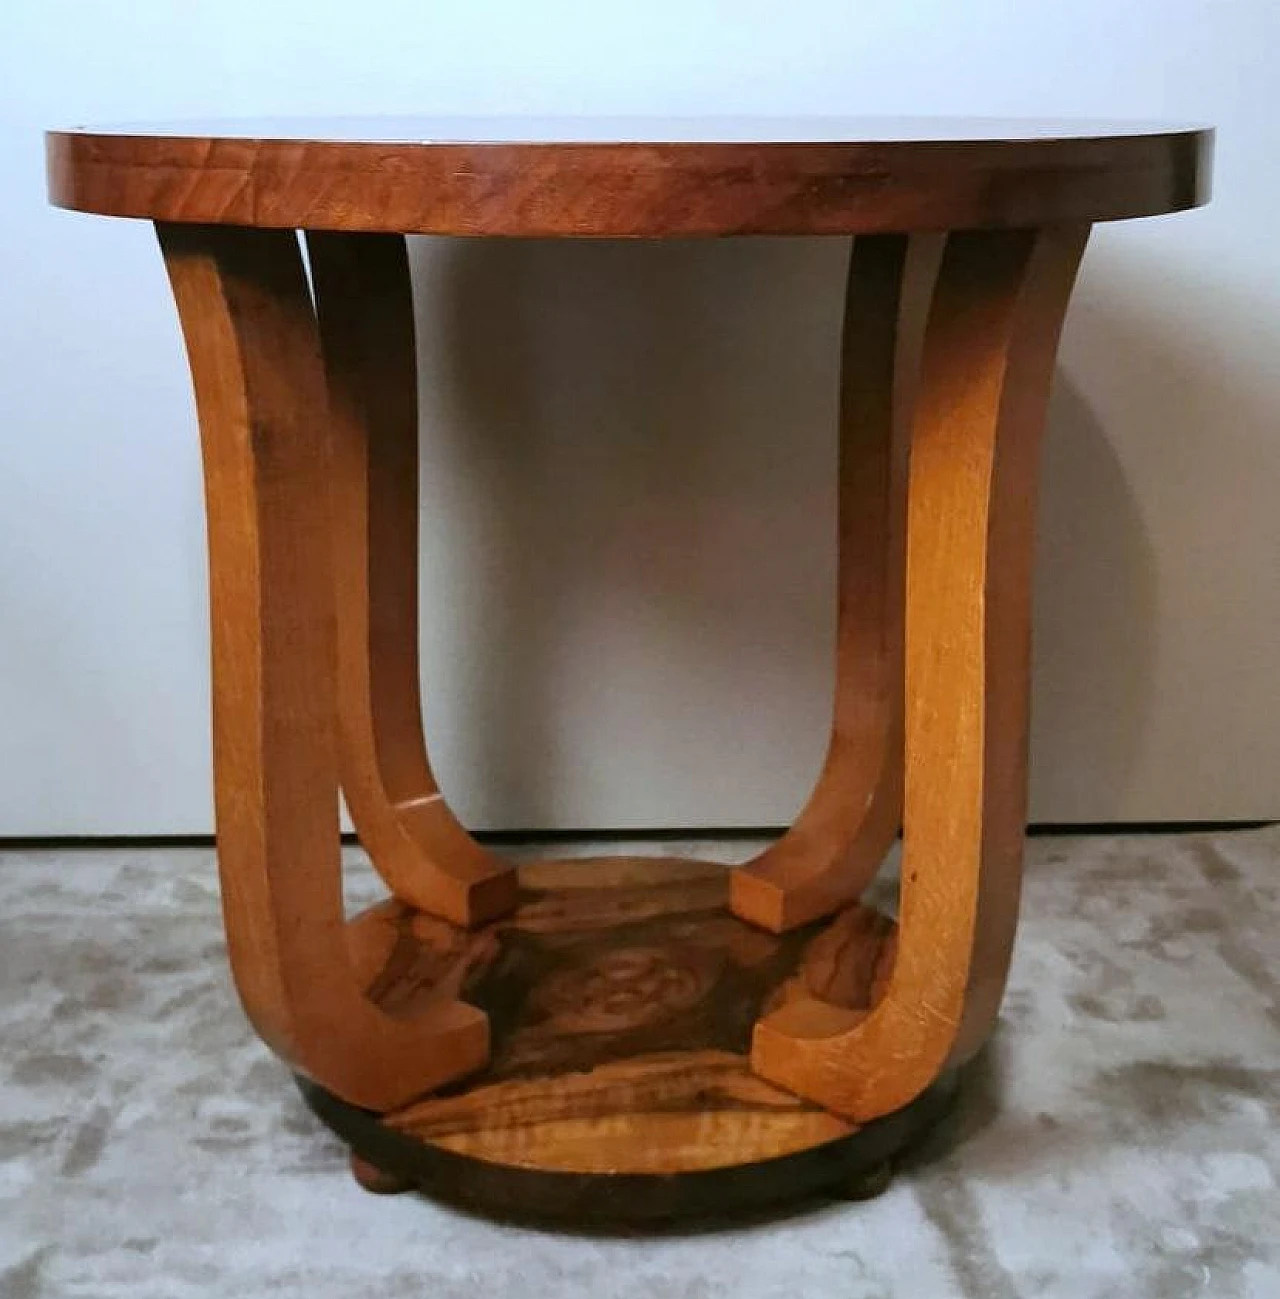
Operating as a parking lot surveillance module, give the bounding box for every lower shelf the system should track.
[303,856,956,1223]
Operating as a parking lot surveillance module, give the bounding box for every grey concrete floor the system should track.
[1,829,1278,1298]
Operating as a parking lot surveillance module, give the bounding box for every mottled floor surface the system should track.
[2,828,1278,1298]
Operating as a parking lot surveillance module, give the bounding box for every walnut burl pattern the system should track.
[46,117,1211,1220]
[348,859,892,1172]
[300,857,958,1220]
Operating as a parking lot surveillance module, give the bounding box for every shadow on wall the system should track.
[405,235,1277,830]
[1034,242,1280,821]
[1031,376,1157,823]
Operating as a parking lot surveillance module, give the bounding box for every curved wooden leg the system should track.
[731,234,938,933]
[305,232,518,928]
[159,222,490,1111]
[751,225,1090,1120]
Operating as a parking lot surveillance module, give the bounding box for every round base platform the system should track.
[302,857,958,1224]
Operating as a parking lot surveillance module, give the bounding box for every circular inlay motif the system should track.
[530,945,716,1033]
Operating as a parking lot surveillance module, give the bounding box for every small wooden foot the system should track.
[350,1152,415,1195]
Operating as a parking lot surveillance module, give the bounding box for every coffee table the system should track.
[46,117,1212,1222]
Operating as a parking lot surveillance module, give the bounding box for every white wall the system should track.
[1,1,1276,834]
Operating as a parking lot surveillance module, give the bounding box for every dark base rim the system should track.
[296,1070,960,1227]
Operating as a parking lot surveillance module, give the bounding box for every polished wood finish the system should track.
[49,119,1209,237]
[301,857,955,1221]
[752,226,1089,1121]
[306,231,517,927]
[349,1153,414,1196]
[344,858,888,1172]
[50,117,1211,1219]
[157,222,492,1110]
[305,1071,955,1223]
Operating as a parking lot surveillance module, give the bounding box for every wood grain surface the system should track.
[752,226,1091,1121]
[307,230,518,927]
[341,857,897,1174]
[730,234,940,932]
[48,120,1210,236]
[158,222,493,1111]
[62,117,1213,1223]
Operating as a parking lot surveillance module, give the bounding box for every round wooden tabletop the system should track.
[47,116,1212,238]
